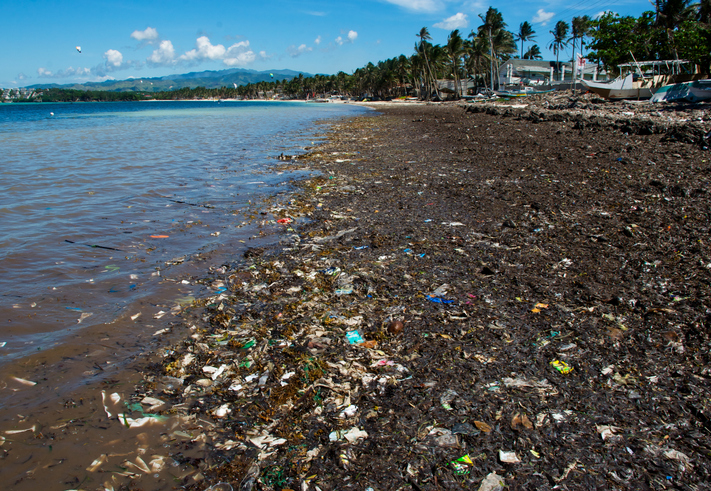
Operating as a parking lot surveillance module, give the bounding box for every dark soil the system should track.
[130,100,711,490]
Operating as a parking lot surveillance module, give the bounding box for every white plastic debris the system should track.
[664,449,692,470]
[249,434,287,449]
[12,376,37,387]
[329,427,368,442]
[499,450,521,463]
[338,405,358,419]
[86,454,108,472]
[213,404,231,418]
[117,413,166,428]
[141,396,166,411]
[478,472,505,491]
[597,425,621,441]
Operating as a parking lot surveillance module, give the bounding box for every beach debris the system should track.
[387,319,404,335]
[440,389,458,410]
[450,454,473,475]
[345,330,365,344]
[597,424,622,441]
[511,412,533,430]
[117,413,166,428]
[86,454,108,472]
[550,359,573,374]
[329,427,368,442]
[499,450,521,464]
[11,376,37,387]
[474,421,492,433]
[80,101,711,490]
[477,472,505,491]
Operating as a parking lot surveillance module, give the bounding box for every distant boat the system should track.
[582,59,699,100]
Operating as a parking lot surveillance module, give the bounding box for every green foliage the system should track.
[39,88,145,102]
[587,12,659,72]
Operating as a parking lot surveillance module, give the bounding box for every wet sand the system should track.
[3,96,711,490]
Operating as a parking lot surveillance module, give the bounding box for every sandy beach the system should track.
[3,96,711,490]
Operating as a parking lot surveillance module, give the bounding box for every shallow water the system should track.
[0,100,371,490]
[0,100,368,365]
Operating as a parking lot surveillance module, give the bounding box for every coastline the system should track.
[4,99,711,490]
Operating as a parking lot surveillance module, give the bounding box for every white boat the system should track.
[582,60,699,100]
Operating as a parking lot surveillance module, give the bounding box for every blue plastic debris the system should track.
[426,295,454,304]
[345,330,365,344]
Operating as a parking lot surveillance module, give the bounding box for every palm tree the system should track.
[570,16,591,81]
[417,27,439,99]
[655,0,696,58]
[515,21,536,59]
[446,29,465,98]
[524,44,543,59]
[548,21,569,81]
[465,34,490,90]
[477,7,511,89]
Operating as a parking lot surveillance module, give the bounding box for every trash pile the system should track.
[120,104,710,490]
[465,90,711,147]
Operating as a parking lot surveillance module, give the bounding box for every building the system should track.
[498,59,606,87]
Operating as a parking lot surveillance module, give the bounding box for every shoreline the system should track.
[138,102,711,488]
[4,100,711,490]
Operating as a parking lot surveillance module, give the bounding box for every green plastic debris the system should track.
[451,454,473,475]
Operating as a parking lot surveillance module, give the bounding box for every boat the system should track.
[582,59,699,100]
[650,79,711,103]
[688,79,711,102]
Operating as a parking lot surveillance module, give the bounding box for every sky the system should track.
[2,0,653,88]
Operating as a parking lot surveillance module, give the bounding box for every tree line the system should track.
[22,1,711,102]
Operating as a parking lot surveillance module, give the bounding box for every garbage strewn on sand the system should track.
[110,97,711,489]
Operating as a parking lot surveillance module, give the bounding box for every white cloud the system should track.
[17,72,29,80]
[382,0,442,12]
[223,40,256,66]
[532,9,555,25]
[179,36,256,66]
[104,49,123,67]
[288,44,313,57]
[37,66,91,79]
[335,31,358,46]
[315,35,322,45]
[148,40,176,65]
[306,11,326,16]
[433,12,468,30]
[131,27,159,42]
[180,36,226,61]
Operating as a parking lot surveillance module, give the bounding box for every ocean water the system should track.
[0,100,369,366]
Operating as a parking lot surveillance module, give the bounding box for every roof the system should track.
[501,59,573,73]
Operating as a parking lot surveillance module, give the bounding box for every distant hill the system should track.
[26,68,312,92]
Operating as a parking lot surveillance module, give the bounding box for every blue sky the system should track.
[3,0,652,87]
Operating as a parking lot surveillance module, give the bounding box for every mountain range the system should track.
[26,68,312,92]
